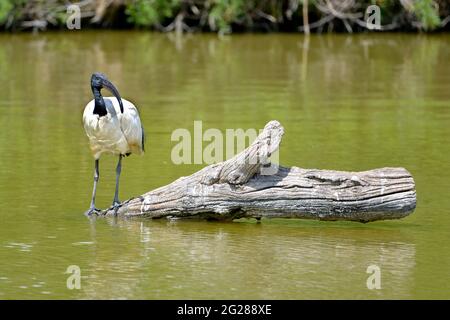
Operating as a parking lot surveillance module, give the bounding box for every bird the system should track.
[82,72,145,216]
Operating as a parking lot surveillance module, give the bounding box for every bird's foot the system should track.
[112,201,121,216]
[84,207,101,217]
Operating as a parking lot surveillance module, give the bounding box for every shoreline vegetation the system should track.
[0,0,449,34]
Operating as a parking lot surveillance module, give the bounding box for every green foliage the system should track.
[125,0,180,27]
[413,0,441,30]
[54,10,69,26]
[209,0,245,34]
[0,0,446,32]
[0,0,33,26]
[0,0,14,24]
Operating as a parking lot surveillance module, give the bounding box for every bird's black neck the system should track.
[92,87,107,117]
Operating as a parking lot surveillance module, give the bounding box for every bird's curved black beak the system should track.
[101,78,124,113]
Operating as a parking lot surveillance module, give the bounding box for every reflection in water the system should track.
[301,35,309,81]
[78,219,416,299]
[0,32,449,299]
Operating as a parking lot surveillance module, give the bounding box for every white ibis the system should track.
[82,72,145,215]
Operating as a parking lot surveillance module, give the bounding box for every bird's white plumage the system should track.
[83,97,144,159]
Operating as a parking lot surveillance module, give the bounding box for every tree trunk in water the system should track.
[101,121,416,223]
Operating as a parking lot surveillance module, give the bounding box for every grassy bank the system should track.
[0,0,449,33]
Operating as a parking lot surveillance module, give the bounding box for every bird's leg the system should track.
[85,159,101,216]
[112,155,123,214]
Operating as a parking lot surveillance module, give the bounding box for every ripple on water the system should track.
[72,241,94,246]
[4,242,35,252]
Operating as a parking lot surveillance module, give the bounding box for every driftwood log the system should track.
[102,120,416,223]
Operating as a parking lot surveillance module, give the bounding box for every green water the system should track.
[0,32,449,299]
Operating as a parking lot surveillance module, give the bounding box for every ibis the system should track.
[82,72,145,215]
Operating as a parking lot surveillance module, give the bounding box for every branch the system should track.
[303,0,310,35]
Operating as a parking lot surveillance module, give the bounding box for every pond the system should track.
[0,31,449,299]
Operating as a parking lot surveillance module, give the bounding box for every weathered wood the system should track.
[102,120,416,223]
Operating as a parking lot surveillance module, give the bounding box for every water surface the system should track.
[0,32,449,299]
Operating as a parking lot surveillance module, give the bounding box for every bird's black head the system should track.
[91,72,105,90]
[90,72,124,113]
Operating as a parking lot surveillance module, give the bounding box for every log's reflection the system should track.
[81,219,416,299]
